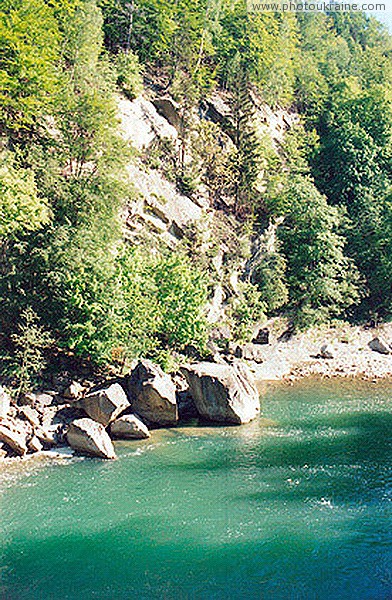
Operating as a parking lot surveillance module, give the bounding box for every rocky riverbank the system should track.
[1,321,391,465]
[0,359,260,462]
[243,321,392,383]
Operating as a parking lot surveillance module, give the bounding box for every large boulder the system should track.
[28,436,43,453]
[126,360,178,426]
[368,337,391,355]
[0,386,10,419]
[181,362,260,424]
[173,374,198,421]
[35,424,60,447]
[0,443,8,459]
[111,414,150,440]
[21,391,54,411]
[77,383,129,427]
[176,389,198,421]
[0,419,28,456]
[67,418,116,459]
[19,405,41,428]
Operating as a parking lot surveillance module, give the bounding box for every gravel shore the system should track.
[249,322,392,383]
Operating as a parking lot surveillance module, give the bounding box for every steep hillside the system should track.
[115,85,299,333]
[1,0,391,392]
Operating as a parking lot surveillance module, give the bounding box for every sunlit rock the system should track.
[67,418,116,459]
[126,360,178,427]
[181,361,260,424]
[77,383,129,427]
[110,414,150,440]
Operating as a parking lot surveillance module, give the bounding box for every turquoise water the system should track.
[1,380,391,600]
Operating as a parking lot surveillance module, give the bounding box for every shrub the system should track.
[7,308,53,395]
[252,251,289,313]
[229,282,266,341]
[118,246,209,359]
[115,50,143,99]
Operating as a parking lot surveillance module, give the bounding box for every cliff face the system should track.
[118,94,203,246]
[117,87,296,326]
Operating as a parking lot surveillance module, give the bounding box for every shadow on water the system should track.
[2,510,392,600]
[161,411,392,471]
[158,410,392,509]
[1,381,391,600]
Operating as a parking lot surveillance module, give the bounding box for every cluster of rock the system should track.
[0,359,260,461]
[316,337,392,361]
[0,389,64,459]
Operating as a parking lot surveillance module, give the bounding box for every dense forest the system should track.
[1,0,391,391]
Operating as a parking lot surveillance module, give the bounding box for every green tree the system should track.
[251,230,289,314]
[277,175,360,327]
[0,153,50,237]
[0,0,60,134]
[115,49,143,99]
[7,308,53,396]
[313,86,392,316]
[228,57,261,216]
[154,252,208,350]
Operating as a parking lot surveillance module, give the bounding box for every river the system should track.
[1,380,391,599]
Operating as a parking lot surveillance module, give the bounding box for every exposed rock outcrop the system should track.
[235,344,265,363]
[67,418,116,459]
[117,94,177,150]
[111,414,150,439]
[77,383,130,427]
[125,163,202,241]
[181,361,260,424]
[126,360,178,426]
[201,96,234,139]
[153,96,182,131]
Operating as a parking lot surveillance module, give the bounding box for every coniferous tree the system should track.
[228,57,261,216]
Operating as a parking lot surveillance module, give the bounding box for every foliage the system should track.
[116,246,209,359]
[228,282,266,342]
[0,153,50,237]
[153,252,208,350]
[228,58,262,216]
[252,251,288,313]
[60,243,209,363]
[115,50,143,99]
[189,120,234,204]
[0,0,60,133]
[275,175,361,327]
[5,308,53,395]
[313,85,392,317]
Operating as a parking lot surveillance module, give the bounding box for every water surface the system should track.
[1,380,391,599]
